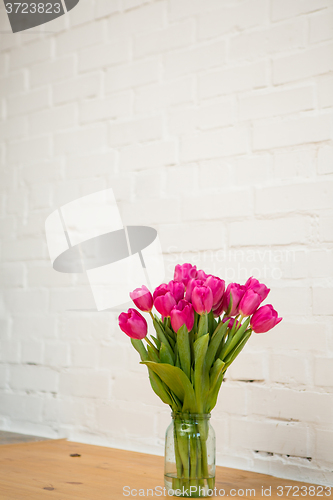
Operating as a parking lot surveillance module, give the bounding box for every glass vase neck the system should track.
[171,412,211,421]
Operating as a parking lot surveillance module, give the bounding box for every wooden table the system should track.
[0,439,328,499]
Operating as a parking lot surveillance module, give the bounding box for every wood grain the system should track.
[0,439,327,499]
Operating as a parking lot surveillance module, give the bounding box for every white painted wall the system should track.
[0,0,333,486]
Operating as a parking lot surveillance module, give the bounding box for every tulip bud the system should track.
[222,316,240,330]
[154,291,177,317]
[191,285,213,315]
[185,279,205,302]
[204,275,225,307]
[118,308,147,340]
[221,283,245,316]
[174,263,197,286]
[153,283,169,301]
[168,280,185,303]
[238,289,262,317]
[130,285,153,312]
[250,304,282,333]
[196,269,208,280]
[170,299,194,332]
[245,277,270,301]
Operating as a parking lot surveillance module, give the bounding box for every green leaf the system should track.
[130,338,148,362]
[193,333,210,412]
[208,310,216,335]
[147,345,160,363]
[197,313,208,338]
[219,317,251,361]
[165,324,176,342]
[205,371,224,413]
[160,343,174,365]
[223,330,252,368]
[151,335,161,350]
[209,358,225,389]
[205,319,230,371]
[177,325,191,380]
[141,361,197,413]
[153,318,174,362]
[148,369,173,406]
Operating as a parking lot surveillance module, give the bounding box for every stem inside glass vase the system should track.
[164,412,215,498]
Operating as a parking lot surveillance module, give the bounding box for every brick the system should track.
[318,145,333,175]
[169,0,222,22]
[30,104,77,135]
[21,340,43,365]
[10,365,57,392]
[134,20,193,58]
[99,341,128,371]
[53,73,101,105]
[97,404,156,440]
[230,418,309,456]
[229,217,310,246]
[9,39,52,71]
[56,21,104,56]
[119,198,180,225]
[80,93,132,123]
[230,20,305,62]
[308,250,333,278]
[0,393,42,421]
[315,429,333,463]
[109,116,162,147]
[44,342,70,367]
[30,56,75,88]
[165,41,225,79]
[4,290,48,314]
[54,125,107,155]
[113,372,161,406]
[168,99,235,135]
[227,351,266,382]
[310,9,333,43]
[108,2,165,41]
[273,147,315,179]
[198,0,268,39]
[233,155,271,185]
[270,354,308,385]
[253,115,331,151]
[314,357,333,387]
[135,77,194,113]
[181,126,248,162]
[0,339,20,363]
[0,71,25,97]
[95,0,120,18]
[59,369,110,398]
[65,152,116,180]
[27,265,73,288]
[7,136,51,163]
[273,44,333,84]
[106,59,159,92]
[199,62,268,99]
[0,116,28,140]
[119,141,176,170]
[0,264,25,287]
[78,41,130,72]
[255,180,333,214]
[12,316,56,340]
[319,216,333,242]
[213,383,247,416]
[240,86,314,121]
[158,221,226,253]
[271,0,332,21]
[312,287,333,315]
[7,88,49,117]
[248,386,333,425]
[182,188,252,221]
[318,77,333,108]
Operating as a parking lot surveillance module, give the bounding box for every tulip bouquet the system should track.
[118,263,282,497]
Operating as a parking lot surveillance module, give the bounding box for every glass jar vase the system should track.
[164,412,215,498]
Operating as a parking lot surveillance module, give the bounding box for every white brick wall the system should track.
[0,0,332,487]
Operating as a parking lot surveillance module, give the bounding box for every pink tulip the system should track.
[118,308,147,340]
[153,283,169,301]
[154,291,177,317]
[204,275,225,307]
[245,277,270,301]
[221,283,245,316]
[196,269,209,280]
[130,285,153,312]
[238,289,262,317]
[212,298,224,318]
[170,299,194,332]
[174,263,198,286]
[250,304,282,333]
[168,280,185,303]
[185,279,205,302]
[192,285,213,315]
